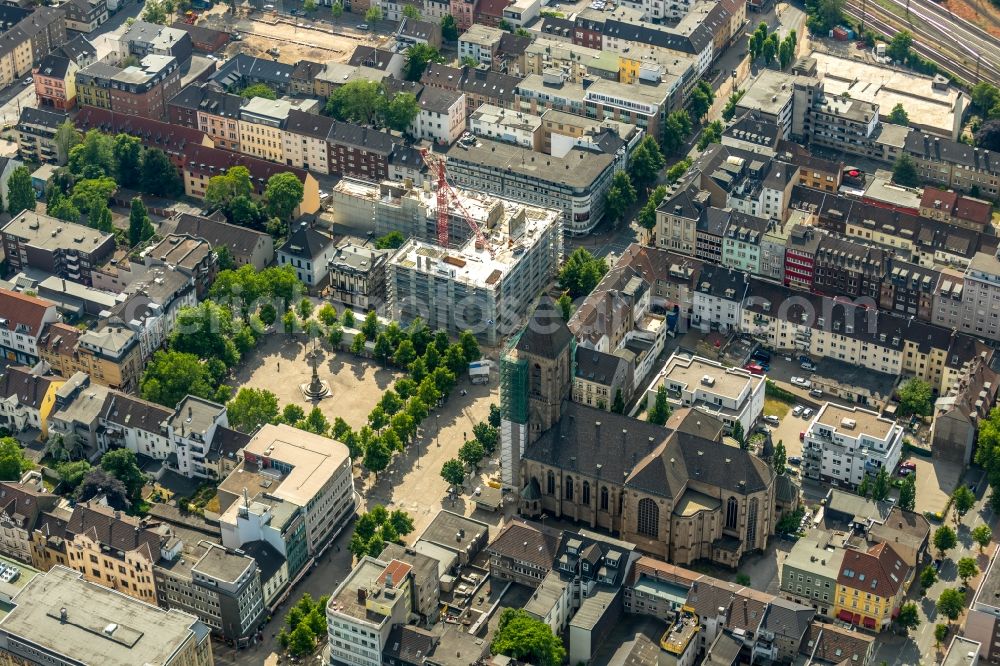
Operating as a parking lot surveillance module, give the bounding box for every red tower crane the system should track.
[420,149,493,257]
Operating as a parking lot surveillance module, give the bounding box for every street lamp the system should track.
[436,414,440,447]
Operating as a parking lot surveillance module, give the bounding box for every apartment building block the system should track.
[154,541,265,642]
[219,424,355,555]
[802,404,904,488]
[167,81,245,152]
[2,212,115,286]
[16,106,67,164]
[0,289,59,365]
[643,353,764,436]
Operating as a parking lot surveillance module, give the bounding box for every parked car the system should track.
[744,362,765,375]
[788,456,801,465]
[763,414,780,426]
[357,22,368,29]
[790,376,811,388]
[799,431,805,441]
[802,408,814,419]
[900,461,916,471]
[801,361,816,371]
[809,388,823,398]
[792,405,804,417]
[898,467,914,477]
[752,349,772,363]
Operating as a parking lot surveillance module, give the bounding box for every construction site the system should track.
[379,155,561,348]
[198,4,388,64]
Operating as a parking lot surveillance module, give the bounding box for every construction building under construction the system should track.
[328,178,508,250]
[387,199,563,347]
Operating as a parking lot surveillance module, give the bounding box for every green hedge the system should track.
[903,440,933,457]
[765,379,797,404]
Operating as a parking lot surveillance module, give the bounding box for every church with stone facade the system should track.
[504,300,782,568]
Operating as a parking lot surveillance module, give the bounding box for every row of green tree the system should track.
[277,593,329,657]
[218,301,482,482]
[344,315,481,479]
[748,23,797,70]
[348,504,415,559]
[138,265,306,407]
[440,405,501,487]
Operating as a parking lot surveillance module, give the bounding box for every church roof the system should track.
[515,297,572,359]
[522,401,671,487]
[522,402,772,500]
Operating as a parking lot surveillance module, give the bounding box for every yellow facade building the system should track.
[31,502,168,604]
[833,542,910,631]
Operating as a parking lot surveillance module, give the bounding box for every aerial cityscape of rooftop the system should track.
[0,0,997,664]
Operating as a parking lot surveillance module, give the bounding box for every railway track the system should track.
[842,1,1000,87]
[877,0,1000,79]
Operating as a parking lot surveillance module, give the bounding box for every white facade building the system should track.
[240,424,355,553]
[643,353,765,436]
[0,290,59,365]
[957,251,1000,342]
[411,88,466,145]
[457,24,504,65]
[327,557,413,666]
[96,393,228,479]
[802,403,904,487]
[468,104,541,149]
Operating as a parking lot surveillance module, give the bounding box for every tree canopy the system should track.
[265,172,305,220]
[558,248,608,298]
[893,154,920,187]
[375,231,406,249]
[100,448,146,504]
[933,525,957,558]
[490,609,566,666]
[240,83,277,100]
[349,505,413,559]
[440,458,465,486]
[440,14,458,41]
[140,350,231,407]
[6,166,35,217]
[403,44,443,81]
[227,388,280,433]
[972,524,993,552]
[897,378,933,417]
[0,438,31,481]
[628,135,665,188]
[936,588,965,623]
[648,385,672,425]
[888,103,909,125]
[128,197,154,247]
[604,171,636,223]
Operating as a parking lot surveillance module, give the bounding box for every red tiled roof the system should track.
[378,559,412,587]
[185,144,309,186]
[955,196,992,225]
[477,0,511,17]
[75,107,209,160]
[920,186,959,211]
[38,322,81,357]
[837,540,909,598]
[0,289,55,337]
